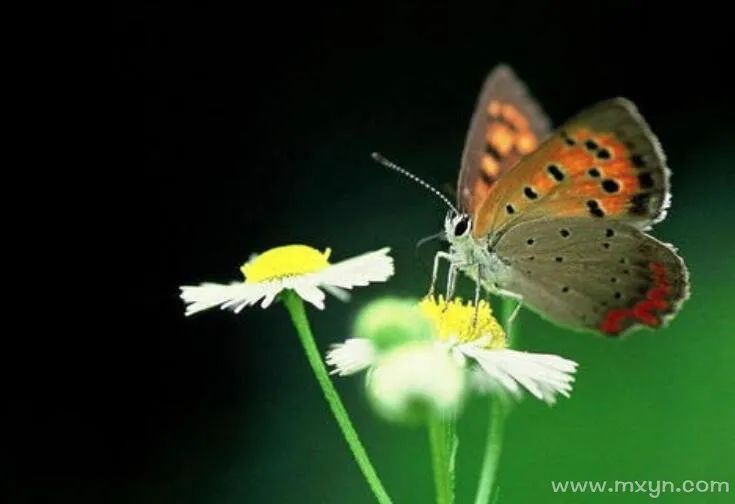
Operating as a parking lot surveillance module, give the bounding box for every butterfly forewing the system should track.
[493,218,689,336]
[472,98,670,238]
[458,65,551,214]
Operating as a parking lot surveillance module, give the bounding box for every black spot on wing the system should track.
[638,172,654,189]
[484,143,502,160]
[547,164,565,181]
[561,131,576,146]
[523,186,539,199]
[631,154,646,168]
[602,179,620,193]
[587,199,605,218]
[630,192,652,216]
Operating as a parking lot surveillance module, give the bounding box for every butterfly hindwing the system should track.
[472,99,670,237]
[492,218,689,336]
[458,65,551,214]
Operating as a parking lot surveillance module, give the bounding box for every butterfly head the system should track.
[444,210,494,270]
[445,211,472,243]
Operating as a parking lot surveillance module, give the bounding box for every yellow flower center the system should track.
[241,245,332,283]
[418,295,506,349]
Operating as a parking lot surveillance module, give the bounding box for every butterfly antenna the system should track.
[371,152,458,213]
[416,230,445,249]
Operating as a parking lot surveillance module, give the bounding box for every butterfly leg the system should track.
[429,251,452,296]
[488,286,523,330]
[507,296,523,324]
[446,263,458,299]
[472,263,483,326]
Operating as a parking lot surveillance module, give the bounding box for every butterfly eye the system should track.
[454,216,471,237]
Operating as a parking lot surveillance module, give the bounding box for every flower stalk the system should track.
[428,414,457,504]
[281,290,392,504]
[473,394,509,504]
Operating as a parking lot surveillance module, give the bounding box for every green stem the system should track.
[473,297,517,504]
[428,415,456,504]
[503,296,518,347]
[281,291,392,504]
[473,396,508,504]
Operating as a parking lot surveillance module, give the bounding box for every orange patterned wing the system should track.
[458,65,551,213]
[473,98,671,238]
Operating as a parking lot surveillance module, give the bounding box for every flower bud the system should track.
[353,298,433,352]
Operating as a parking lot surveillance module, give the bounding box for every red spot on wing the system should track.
[599,262,672,335]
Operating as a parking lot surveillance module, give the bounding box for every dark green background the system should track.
[13,2,734,503]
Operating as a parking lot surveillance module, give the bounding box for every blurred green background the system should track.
[13,1,734,503]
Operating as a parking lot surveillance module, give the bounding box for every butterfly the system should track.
[430,64,689,337]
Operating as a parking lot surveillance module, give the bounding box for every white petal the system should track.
[180,281,282,316]
[291,279,326,310]
[323,285,351,302]
[459,345,578,405]
[325,338,376,376]
[314,247,394,290]
[258,283,284,309]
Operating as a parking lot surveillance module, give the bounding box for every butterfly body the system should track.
[439,65,689,337]
[441,214,510,295]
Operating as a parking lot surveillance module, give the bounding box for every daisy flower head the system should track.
[180,245,394,315]
[419,295,578,405]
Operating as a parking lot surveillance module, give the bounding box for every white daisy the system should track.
[327,295,578,405]
[180,245,394,315]
[421,295,578,405]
